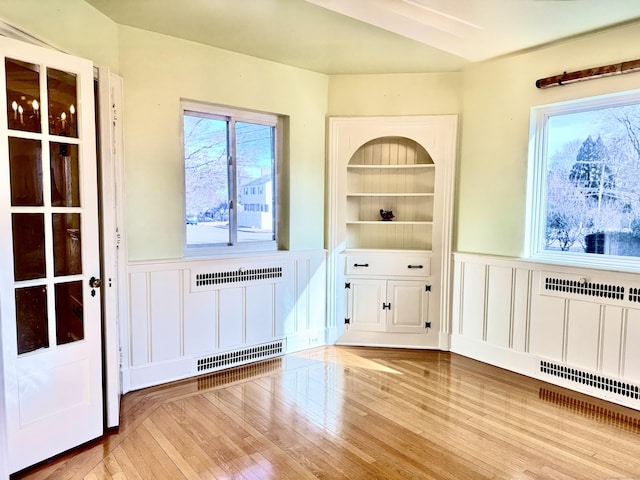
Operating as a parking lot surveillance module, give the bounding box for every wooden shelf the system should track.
[346,221,433,225]
[347,164,435,169]
[346,193,434,197]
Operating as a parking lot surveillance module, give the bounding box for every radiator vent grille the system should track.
[196,267,282,287]
[628,287,640,304]
[544,277,625,300]
[196,341,283,373]
[540,361,640,400]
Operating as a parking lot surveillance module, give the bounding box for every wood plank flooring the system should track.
[13,346,640,479]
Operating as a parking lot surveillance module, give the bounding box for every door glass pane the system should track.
[12,213,46,281]
[53,213,82,276]
[15,285,49,354]
[184,113,230,245]
[47,68,77,138]
[55,281,84,345]
[9,137,42,206]
[5,58,41,133]
[236,121,275,243]
[50,143,79,207]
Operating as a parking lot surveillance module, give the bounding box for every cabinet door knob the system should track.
[354,263,369,268]
[407,264,423,269]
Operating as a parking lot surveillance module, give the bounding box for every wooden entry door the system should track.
[0,36,103,473]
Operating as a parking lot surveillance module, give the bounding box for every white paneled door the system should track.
[0,37,102,473]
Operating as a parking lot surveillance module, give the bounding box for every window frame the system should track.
[181,100,283,257]
[526,88,640,272]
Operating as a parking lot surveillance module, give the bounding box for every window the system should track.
[527,89,640,270]
[182,101,282,254]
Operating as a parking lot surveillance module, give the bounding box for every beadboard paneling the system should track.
[122,250,326,392]
[452,253,640,410]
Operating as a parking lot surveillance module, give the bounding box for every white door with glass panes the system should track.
[0,36,102,473]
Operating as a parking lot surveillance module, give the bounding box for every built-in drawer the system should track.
[345,253,430,277]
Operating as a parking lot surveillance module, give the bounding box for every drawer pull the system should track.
[353,263,369,268]
[407,264,424,269]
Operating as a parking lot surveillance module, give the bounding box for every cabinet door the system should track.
[387,281,428,333]
[347,278,386,332]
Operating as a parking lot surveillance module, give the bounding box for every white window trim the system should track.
[526,87,640,273]
[181,100,282,257]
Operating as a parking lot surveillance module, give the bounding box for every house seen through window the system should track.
[182,102,280,254]
[528,90,640,269]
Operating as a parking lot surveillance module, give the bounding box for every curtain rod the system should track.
[535,58,640,89]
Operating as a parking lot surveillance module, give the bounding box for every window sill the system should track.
[529,250,640,274]
[184,241,278,259]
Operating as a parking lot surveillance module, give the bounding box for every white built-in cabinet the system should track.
[326,116,457,349]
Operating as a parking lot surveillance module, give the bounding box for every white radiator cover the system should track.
[452,253,640,410]
[122,250,326,392]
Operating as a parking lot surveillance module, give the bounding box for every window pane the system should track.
[53,213,82,276]
[47,67,77,138]
[50,143,80,207]
[55,281,84,345]
[544,103,640,258]
[5,58,41,133]
[9,137,42,206]
[236,121,275,243]
[184,113,229,246]
[15,285,49,355]
[12,213,46,281]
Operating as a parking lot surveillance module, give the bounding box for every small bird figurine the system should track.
[380,209,395,221]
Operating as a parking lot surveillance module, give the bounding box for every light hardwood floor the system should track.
[13,346,640,479]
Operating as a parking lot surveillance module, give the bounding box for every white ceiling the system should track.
[85,0,640,74]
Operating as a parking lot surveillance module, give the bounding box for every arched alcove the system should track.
[346,136,435,250]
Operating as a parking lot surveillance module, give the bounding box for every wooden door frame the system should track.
[97,67,128,429]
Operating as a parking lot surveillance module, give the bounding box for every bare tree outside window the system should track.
[537,99,640,261]
[182,104,279,254]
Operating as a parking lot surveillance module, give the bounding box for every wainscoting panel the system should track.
[511,268,531,353]
[486,265,513,348]
[623,308,640,384]
[452,253,640,410]
[459,261,486,340]
[122,250,327,392]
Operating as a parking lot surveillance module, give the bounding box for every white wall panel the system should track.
[123,251,327,391]
[149,270,182,362]
[601,306,623,377]
[511,268,530,353]
[529,289,565,362]
[453,253,640,411]
[486,265,512,348]
[246,284,275,345]
[565,300,600,371]
[129,272,149,366]
[308,255,327,333]
[219,287,244,350]
[295,259,311,330]
[460,262,486,341]
[183,276,217,357]
[623,309,640,383]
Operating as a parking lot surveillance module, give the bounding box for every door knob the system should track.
[89,276,102,288]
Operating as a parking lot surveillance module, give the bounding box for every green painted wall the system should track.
[3,1,640,261]
[328,73,461,116]
[119,27,328,260]
[0,0,118,69]
[457,21,640,257]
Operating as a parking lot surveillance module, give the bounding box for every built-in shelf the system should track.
[328,115,458,349]
[347,164,435,169]
[347,193,434,197]
[347,221,433,225]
